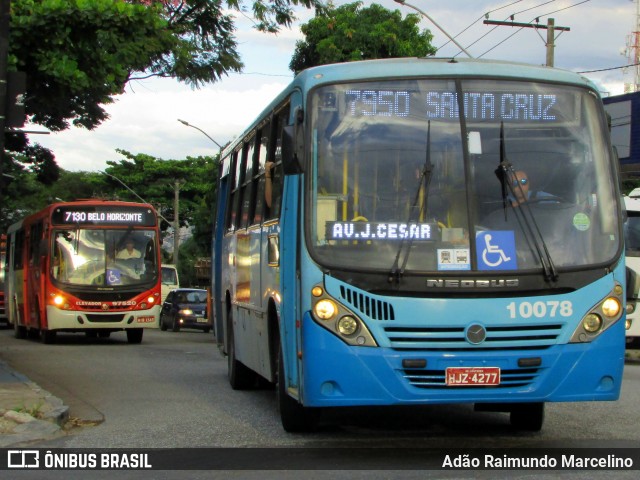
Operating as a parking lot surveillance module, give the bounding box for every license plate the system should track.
[196,317,207,323]
[445,367,500,386]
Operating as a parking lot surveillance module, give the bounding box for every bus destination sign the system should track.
[326,221,437,241]
[51,206,157,227]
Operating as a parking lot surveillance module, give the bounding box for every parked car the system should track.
[159,288,210,333]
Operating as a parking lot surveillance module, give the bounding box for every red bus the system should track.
[4,200,162,343]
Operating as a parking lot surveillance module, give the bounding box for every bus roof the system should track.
[222,57,600,157]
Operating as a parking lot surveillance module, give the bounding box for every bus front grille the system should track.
[339,286,395,321]
[403,368,541,389]
[384,323,563,350]
[86,314,126,323]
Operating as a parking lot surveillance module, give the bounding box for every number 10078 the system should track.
[506,300,573,319]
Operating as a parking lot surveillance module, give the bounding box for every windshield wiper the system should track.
[389,121,434,284]
[495,122,558,282]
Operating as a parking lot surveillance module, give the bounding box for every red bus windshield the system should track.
[52,228,159,287]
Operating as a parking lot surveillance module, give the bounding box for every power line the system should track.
[437,0,525,51]
[474,0,591,59]
[578,62,640,74]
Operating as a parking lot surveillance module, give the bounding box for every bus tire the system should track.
[13,320,26,339]
[227,313,255,390]
[277,345,319,432]
[126,329,144,344]
[510,402,544,431]
[40,329,57,344]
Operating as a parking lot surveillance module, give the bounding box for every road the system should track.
[0,326,639,476]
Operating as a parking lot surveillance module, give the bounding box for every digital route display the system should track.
[51,205,157,227]
[325,221,436,241]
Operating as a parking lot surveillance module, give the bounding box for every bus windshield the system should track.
[308,79,619,274]
[52,229,159,287]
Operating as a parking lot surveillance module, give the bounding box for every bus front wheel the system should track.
[40,329,57,344]
[510,402,545,431]
[13,320,26,339]
[277,345,319,432]
[126,329,144,344]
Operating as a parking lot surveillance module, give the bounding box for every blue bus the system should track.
[212,58,626,432]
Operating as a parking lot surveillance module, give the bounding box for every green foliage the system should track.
[8,0,325,132]
[0,169,109,232]
[10,0,175,131]
[289,1,436,74]
[104,150,218,254]
[0,153,217,270]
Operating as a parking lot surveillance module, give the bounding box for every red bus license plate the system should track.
[446,367,500,386]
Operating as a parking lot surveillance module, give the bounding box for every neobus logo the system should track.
[426,278,520,288]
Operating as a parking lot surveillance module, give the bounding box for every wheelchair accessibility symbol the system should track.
[476,231,517,270]
[107,269,122,285]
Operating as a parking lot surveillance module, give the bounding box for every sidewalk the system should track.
[0,359,69,447]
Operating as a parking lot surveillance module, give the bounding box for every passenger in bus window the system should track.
[265,161,275,208]
[116,238,141,259]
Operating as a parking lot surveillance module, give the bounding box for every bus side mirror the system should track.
[282,107,304,175]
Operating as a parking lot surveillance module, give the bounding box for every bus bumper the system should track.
[300,312,624,407]
[45,305,161,331]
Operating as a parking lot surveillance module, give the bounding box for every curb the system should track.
[0,360,70,446]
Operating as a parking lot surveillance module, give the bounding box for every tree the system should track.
[104,150,217,247]
[289,1,436,74]
[2,1,322,227]
[9,0,324,132]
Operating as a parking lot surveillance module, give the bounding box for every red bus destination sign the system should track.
[51,206,157,227]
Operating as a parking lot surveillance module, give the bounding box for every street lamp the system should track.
[176,119,224,274]
[177,119,224,150]
[393,0,474,58]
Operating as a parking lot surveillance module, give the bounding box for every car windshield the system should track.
[184,291,207,303]
[307,78,620,274]
[52,229,158,286]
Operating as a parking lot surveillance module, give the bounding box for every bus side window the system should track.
[267,106,288,220]
[226,149,242,231]
[239,138,255,229]
[253,122,271,225]
[13,229,24,270]
[29,222,43,268]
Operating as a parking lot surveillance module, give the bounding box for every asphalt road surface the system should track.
[0,326,639,478]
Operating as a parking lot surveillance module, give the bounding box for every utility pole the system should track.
[173,179,185,271]
[483,18,570,67]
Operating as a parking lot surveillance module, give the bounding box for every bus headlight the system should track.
[601,297,621,318]
[570,284,624,343]
[626,318,633,331]
[314,299,338,320]
[583,313,602,333]
[53,295,65,307]
[337,316,358,335]
[310,284,378,347]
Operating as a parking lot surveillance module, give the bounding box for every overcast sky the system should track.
[31,0,639,172]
